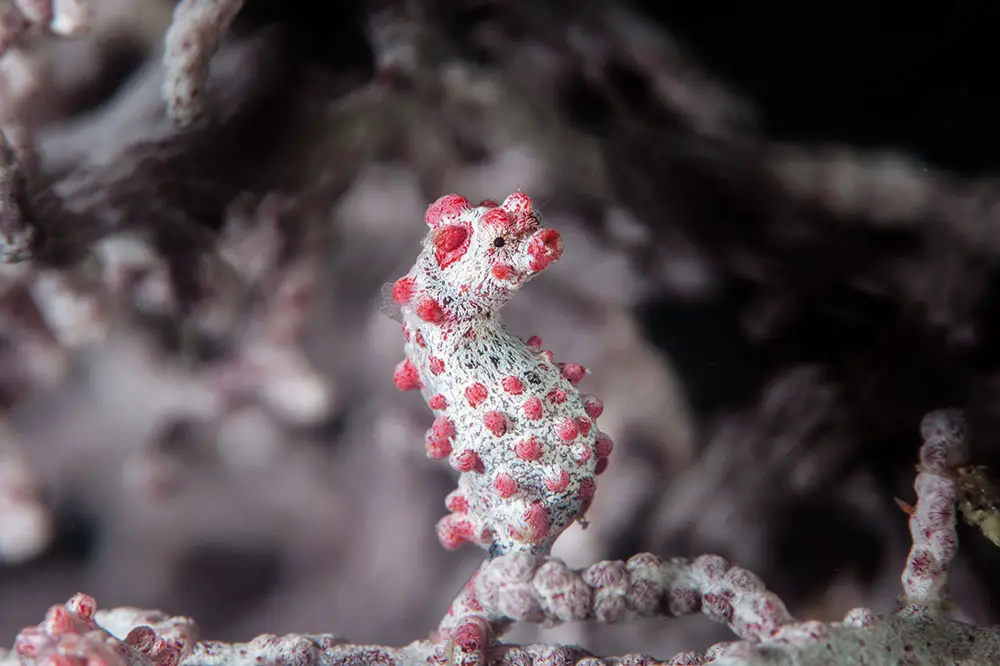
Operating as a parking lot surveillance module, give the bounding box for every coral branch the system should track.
[12,594,196,666]
[162,0,245,126]
[902,409,967,606]
[442,552,793,643]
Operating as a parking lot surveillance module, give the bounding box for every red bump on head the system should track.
[493,473,518,498]
[502,191,534,217]
[482,208,512,229]
[393,358,422,391]
[501,376,524,394]
[479,199,499,208]
[483,411,507,437]
[453,618,488,654]
[417,297,446,323]
[595,457,609,475]
[429,393,448,410]
[425,194,470,227]
[556,417,580,441]
[522,396,543,420]
[528,228,563,271]
[492,263,515,281]
[434,224,471,268]
[547,388,567,404]
[414,330,426,347]
[392,276,415,305]
[435,225,468,251]
[573,443,593,465]
[584,395,604,420]
[525,335,543,351]
[560,363,587,385]
[576,417,593,437]
[465,382,489,408]
[452,449,484,473]
[515,436,543,461]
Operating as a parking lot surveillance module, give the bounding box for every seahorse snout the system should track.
[527,228,562,272]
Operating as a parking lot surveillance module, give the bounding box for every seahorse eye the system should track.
[493,237,506,248]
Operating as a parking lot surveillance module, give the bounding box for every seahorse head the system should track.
[415,192,562,320]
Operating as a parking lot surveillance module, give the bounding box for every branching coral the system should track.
[162,0,244,127]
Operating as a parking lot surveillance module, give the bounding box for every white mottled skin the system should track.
[391,193,606,556]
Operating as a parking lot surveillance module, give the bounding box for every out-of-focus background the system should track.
[1,0,1000,659]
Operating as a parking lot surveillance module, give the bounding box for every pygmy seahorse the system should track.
[388,192,612,556]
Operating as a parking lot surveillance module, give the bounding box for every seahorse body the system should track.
[390,192,611,556]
